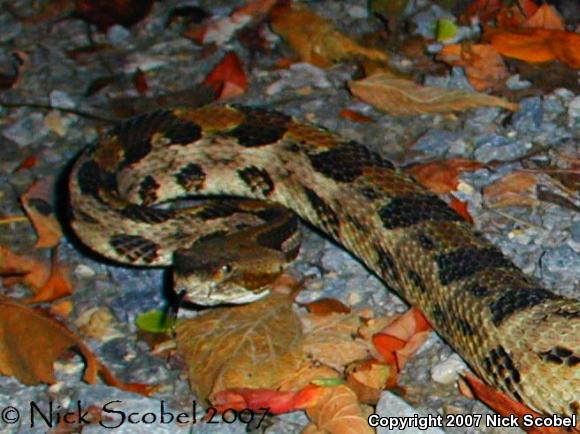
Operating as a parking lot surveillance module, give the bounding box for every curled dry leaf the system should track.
[345,359,395,405]
[301,297,351,315]
[372,308,432,371]
[0,246,50,290]
[20,177,62,249]
[485,28,580,69]
[176,292,303,402]
[349,75,518,116]
[406,158,485,194]
[522,3,565,31]
[270,4,388,68]
[304,385,374,434]
[483,171,540,208]
[301,308,375,371]
[21,252,73,304]
[0,296,153,395]
[437,44,509,91]
[203,52,248,100]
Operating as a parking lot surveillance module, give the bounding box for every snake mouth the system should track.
[181,286,271,306]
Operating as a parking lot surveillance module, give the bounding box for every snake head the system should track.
[173,241,286,306]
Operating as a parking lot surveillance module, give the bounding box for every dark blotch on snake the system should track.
[308,140,394,183]
[379,195,462,230]
[110,234,159,263]
[176,163,206,191]
[237,166,275,196]
[138,175,160,205]
[436,247,515,286]
[539,346,579,366]
[119,204,174,224]
[229,106,291,147]
[76,160,118,201]
[303,187,340,238]
[489,287,558,326]
[484,346,521,385]
[408,270,428,293]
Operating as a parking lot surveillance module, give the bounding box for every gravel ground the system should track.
[0,1,578,433]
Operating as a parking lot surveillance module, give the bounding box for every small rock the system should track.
[512,97,543,132]
[505,74,531,90]
[431,354,467,385]
[49,90,76,109]
[474,135,531,163]
[571,221,580,243]
[2,113,49,147]
[567,95,580,128]
[74,264,96,279]
[107,24,131,44]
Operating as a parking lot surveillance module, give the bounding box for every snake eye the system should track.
[221,264,233,275]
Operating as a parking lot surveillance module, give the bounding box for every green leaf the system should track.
[135,309,175,333]
[436,19,458,41]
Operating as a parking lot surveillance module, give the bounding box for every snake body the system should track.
[69,105,579,417]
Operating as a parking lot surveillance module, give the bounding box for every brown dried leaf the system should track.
[437,44,509,91]
[270,4,389,68]
[349,75,518,116]
[20,177,62,249]
[483,172,540,208]
[406,158,485,194]
[304,385,374,434]
[301,309,375,371]
[176,292,303,402]
[523,3,565,31]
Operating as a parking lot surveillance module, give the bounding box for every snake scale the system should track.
[68,105,579,417]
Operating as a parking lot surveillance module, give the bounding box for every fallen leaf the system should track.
[0,246,51,290]
[304,385,374,434]
[21,251,73,304]
[406,158,485,194]
[301,297,351,315]
[483,171,540,208]
[301,309,375,371]
[349,74,518,116]
[461,373,579,434]
[449,197,474,224]
[372,308,431,371]
[211,384,324,414]
[270,4,389,68]
[523,3,565,31]
[75,307,124,342]
[20,177,62,249]
[203,52,248,99]
[486,28,580,69]
[176,292,303,402]
[345,359,395,405]
[437,44,509,91]
[13,155,38,172]
[339,109,374,123]
[0,296,153,395]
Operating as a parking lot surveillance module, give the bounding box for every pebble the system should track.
[74,264,97,279]
[567,95,580,127]
[474,135,531,163]
[571,221,580,243]
[266,63,332,95]
[2,113,49,147]
[49,90,76,109]
[512,97,543,132]
[431,354,467,385]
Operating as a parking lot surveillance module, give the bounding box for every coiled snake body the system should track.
[69,105,579,417]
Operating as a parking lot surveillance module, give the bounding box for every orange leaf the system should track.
[372,308,432,371]
[203,52,248,100]
[461,373,579,434]
[339,109,374,123]
[449,197,473,223]
[0,246,51,290]
[486,28,580,69]
[406,158,485,194]
[304,385,374,434]
[483,171,540,208]
[0,296,154,395]
[437,44,509,91]
[21,251,73,304]
[20,177,62,249]
[302,297,351,315]
[523,3,565,31]
[211,384,324,414]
